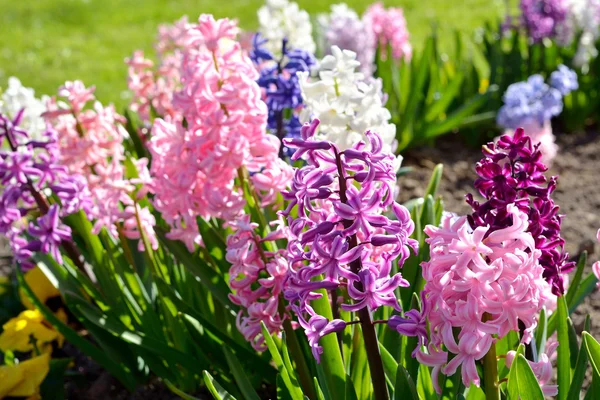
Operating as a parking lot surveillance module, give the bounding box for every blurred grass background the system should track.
[0,0,509,108]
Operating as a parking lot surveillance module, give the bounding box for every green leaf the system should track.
[417,362,436,400]
[557,296,571,400]
[379,342,398,386]
[16,268,137,390]
[567,316,590,400]
[165,380,203,400]
[394,364,418,400]
[584,332,600,378]
[423,91,491,139]
[223,348,261,400]
[565,252,587,306]
[424,164,444,199]
[424,71,465,122]
[40,358,71,400]
[310,289,346,399]
[158,230,236,311]
[507,354,544,400]
[66,292,208,374]
[204,371,237,400]
[535,308,547,358]
[260,323,304,400]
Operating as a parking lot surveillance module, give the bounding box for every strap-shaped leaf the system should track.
[16,268,137,390]
[394,364,418,400]
[204,371,237,400]
[557,296,571,400]
[260,322,304,400]
[507,354,544,400]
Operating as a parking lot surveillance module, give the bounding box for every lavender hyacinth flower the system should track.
[281,118,417,362]
[251,34,316,158]
[520,0,569,42]
[320,4,376,76]
[466,128,574,295]
[0,108,91,269]
[550,64,579,95]
[496,66,577,130]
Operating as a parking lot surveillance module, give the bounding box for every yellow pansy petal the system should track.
[0,364,25,398]
[6,353,51,397]
[0,310,59,352]
[19,267,61,310]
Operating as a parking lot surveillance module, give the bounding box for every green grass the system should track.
[0,0,508,109]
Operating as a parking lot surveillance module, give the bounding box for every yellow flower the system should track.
[0,310,59,353]
[19,267,61,310]
[0,353,50,398]
[479,78,490,94]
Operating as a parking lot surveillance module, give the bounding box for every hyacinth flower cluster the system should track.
[518,0,600,66]
[125,16,188,125]
[520,0,569,42]
[279,119,417,391]
[257,0,315,57]
[0,108,92,270]
[318,4,377,76]
[410,130,568,394]
[250,34,316,158]
[148,15,293,250]
[43,81,157,251]
[363,2,412,62]
[298,46,398,156]
[496,65,578,164]
[226,215,290,350]
[468,128,574,294]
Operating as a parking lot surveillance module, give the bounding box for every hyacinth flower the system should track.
[277,119,417,399]
[496,65,578,165]
[125,16,188,125]
[363,2,412,62]
[250,34,316,158]
[0,108,91,271]
[469,128,574,294]
[43,80,158,251]
[148,15,293,250]
[298,46,398,156]
[318,3,376,76]
[256,0,315,57]
[520,0,569,42]
[411,129,569,396]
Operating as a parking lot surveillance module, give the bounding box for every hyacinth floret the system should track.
[281,119,417,362]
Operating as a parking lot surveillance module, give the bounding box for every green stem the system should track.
[279,301,317,400]
[481,314,500,400]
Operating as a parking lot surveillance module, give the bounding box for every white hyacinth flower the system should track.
[0,77,49,141]
[564,0,600,67]
[298,46,398,157]
[257,0,316,56]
